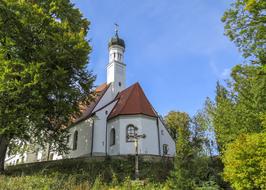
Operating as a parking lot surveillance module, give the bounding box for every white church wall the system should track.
[5,152,28,166]
[139,115,160,155]
[107,43,126,94]
[107,118,120,155]
[36,149,43,161]
[93,85,115,112]
[5,154,19,166]
[118,115,141,155]
[5,144,39,165]
[92,101,117,156]
[66,119,93,158]
[113,63,126,93]
[48,151,63,161]
[107,64,115,85]
[158,119,176,157]
[107,115,160,156]
[25,152,37,163]
[109,45,125,63]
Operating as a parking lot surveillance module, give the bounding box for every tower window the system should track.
[73,130,78,150]
[118,82,122,87]
[110,128,115,146]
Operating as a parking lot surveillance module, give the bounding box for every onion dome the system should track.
[108,29,125,48]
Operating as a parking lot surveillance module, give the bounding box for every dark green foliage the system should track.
[0,0,95,172]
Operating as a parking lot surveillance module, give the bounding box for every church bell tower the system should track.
[107,24,126,94]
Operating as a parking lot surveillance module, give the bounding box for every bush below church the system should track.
[2,156,173,189]
[0,174,169,190]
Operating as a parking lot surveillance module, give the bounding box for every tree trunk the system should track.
[0,134,9,174]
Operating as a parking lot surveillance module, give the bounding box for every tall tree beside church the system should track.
[204,0,266,188]
[165,111,195,189]
[207,0,266,152]
[165,111,220,189]
[0,0,95,173]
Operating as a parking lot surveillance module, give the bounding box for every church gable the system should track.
[108,82,157,120]
[73,83,110,124]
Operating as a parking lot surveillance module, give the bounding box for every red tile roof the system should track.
[73,83,110,124]
[108,82,157,120]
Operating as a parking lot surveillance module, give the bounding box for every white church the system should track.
[5,30,175,165]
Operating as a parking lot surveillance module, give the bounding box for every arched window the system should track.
[126,125,137,142]
[110,128,115,146]
[73,130,78,150]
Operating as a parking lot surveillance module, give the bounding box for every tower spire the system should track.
[107,25,126,94]
[114,23,119,36]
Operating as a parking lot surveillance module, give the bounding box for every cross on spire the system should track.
[114,23,119,36]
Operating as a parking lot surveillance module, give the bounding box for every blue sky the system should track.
[71,0,243,116]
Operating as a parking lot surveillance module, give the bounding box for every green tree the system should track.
[165,111,219,189]
[203,0,266,188]
[164,111,190,141]
[223,132,266,190]
[206,64,266,152]
[166,111,195,189]
[222,0,266,64]
[0,0,95,173]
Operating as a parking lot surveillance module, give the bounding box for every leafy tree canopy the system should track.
[222,0,266,64]
[0,0,94,172]
[206,64,266,151]
[223,132,266,190]
[165,111,222,189]
[204,0,266,188]
[164,111,190,141]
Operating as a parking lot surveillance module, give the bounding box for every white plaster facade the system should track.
[5,32,175,166]
[107,44,126,95]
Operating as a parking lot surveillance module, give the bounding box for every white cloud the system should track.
[220,68,231,79]
[209,60,231,80]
